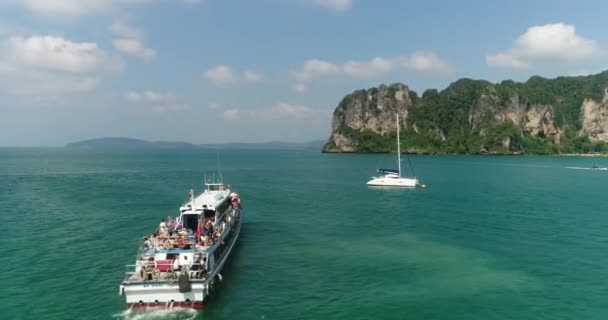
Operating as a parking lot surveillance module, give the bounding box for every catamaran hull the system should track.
[120,217,242,310]
[367,178,418,187]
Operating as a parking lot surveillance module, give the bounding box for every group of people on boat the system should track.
[142,216,231,251]
[134,191,241,282]
[139,254,208,281]
[143,220,194,251]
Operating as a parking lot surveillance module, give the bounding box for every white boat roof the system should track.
[179,187,231,212]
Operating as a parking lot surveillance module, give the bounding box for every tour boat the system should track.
[367,114,420,188]
[118,178,242,309]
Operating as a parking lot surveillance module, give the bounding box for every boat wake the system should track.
[113,308,198,320]
[565,166,608,171]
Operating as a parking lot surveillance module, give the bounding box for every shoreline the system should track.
[322,150,608,157]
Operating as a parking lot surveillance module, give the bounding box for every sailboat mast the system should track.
[397,113,401,177]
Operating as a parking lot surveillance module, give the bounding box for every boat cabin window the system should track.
[203,209,215,220]
[182,214,199,230]
[215,200,229,214]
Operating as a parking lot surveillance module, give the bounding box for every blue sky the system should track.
[1,0,607,146]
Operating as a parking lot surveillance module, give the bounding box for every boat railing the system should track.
[122,263,210,283]
[123,206,241,283]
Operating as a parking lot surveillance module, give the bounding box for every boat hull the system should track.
[367,177,418,187]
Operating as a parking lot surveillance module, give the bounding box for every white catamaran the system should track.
[367,114,419,188]
[119,178,242,309]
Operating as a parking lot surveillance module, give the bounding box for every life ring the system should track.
[152,268,161,280]
[177,237,187,248]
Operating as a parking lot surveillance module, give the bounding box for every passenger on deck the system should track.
[143,237,154,250]
[181,256,192,271]
[173,256,192,272]
[149,234,158,248]
[141,257,157,281]
[178,227,188,237]
[190,254,204,278]
[177,235,190,249]
[159,218,168,233]
[172,257,180,271]
[202,219,214,247]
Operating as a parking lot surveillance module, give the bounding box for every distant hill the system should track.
[66,137,325,150]
[324,70,608,154]
[66,137,197,149]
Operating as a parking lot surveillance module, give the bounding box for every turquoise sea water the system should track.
[2,148,608,320]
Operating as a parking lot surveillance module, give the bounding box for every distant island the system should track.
[67,137,326,150]
[323,70,608,155]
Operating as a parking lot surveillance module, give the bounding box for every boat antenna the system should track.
[398,112,416,178]
[216,151,223,182]
[191,189,196,211]
[397,113,401,177]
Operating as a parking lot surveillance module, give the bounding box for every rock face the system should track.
[580,89,608,141]
[325,83,412,152]
[323,72,608,154]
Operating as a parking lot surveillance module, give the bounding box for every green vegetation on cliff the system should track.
[324,71,608,154]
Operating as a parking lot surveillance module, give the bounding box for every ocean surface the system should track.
[2,148,608,320]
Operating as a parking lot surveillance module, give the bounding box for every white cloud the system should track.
[10,0,151,16]
[274,103,315,119]
[126,91,142,102]
[125,90,176,103]
[149,103,190,114]
[250,103,317,120]
[204,65,237,87]
[342,56,400,78]
[289,59,339,83]
[290,52,450,92]
[0,35,121,95]
[125,90,189,114]
[109,20,156,61]
[486,53,529,69]
[222,109,240,120]
[109,20,143,39]
[311,0,352,12]
[7,0,203,17]
[112,38,156,60]
[487,23,602,69]
[6,35,107,73]
[406,51,452,72]
[203,65,264,87]
[244,71,263,82]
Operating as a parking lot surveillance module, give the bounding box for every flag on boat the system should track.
[195,219,202,242]
[188,189,193,200]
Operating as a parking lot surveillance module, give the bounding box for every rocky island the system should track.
[323,71,608,154]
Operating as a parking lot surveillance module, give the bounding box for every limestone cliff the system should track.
[580,89,608,141]
[323,71,608,154]
[325,83,413,152]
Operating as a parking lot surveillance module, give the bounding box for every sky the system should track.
[1,0,608,146]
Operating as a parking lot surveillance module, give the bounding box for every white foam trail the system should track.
[113,308,198,320]
[565,166,608,170]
